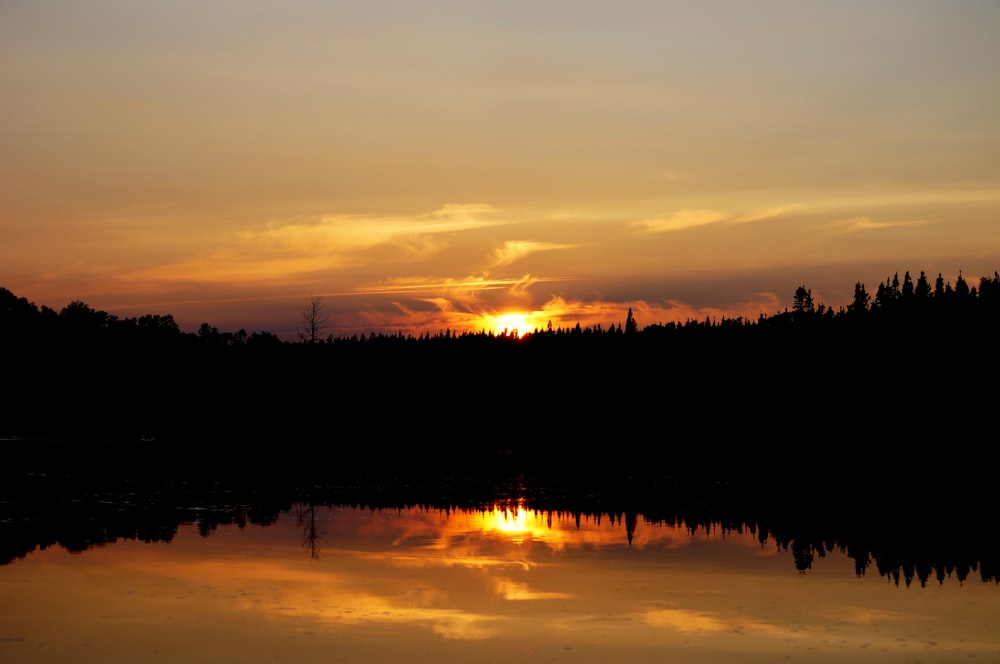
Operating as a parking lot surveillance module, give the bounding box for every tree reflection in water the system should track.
[297,502,323,560]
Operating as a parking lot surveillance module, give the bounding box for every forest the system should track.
[2,269,999,482]
[4,269,998,349]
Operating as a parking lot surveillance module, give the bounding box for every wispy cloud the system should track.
[117,204,503,286]
[734,203,810,223]
[355,274,530,297]
[242,203,501,255]
[508,274,539,297]
[490,240,575,268]
[633,203,811,233]
[631,208,728,233]
[825,216,931,235]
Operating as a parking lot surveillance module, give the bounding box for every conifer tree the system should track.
[625,307,638,335]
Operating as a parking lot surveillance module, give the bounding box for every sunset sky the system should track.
[3,1,999,338]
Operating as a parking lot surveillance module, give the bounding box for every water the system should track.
[1,502,997,663]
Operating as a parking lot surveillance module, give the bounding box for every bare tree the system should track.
[299,295,329,343]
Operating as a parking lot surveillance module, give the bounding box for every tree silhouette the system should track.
[955,271,970,300]
[624,307,638,335]
[849,282,870,313]
[299,295,329,343]
[901,271,914,300]
[792,286,814,315]
[914,271,931,300]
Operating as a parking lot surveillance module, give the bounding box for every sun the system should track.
[486,311,539,338]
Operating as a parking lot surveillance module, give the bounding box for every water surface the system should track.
[1,503,997,663]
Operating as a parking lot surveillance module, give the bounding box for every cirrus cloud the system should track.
[631,208,728,233]
[490,240,577,268]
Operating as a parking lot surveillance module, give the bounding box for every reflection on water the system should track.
[1,503,998,664]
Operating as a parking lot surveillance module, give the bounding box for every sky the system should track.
[2,1,999,338]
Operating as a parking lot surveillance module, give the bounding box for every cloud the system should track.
[825,216,931,235]
[341,275,547,334]
[243,203,501,256]
[117,204,504,287]
[632,208,728,233]
[734,203,810,223]
[490,240,575,268]
[356,275,519,297]
[632,203,814,233]
[508,274,539,297]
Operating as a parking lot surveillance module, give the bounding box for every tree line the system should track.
[2,269,998,453]
[3,269,998,348]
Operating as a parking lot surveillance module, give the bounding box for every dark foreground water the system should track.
[2,502,997,664]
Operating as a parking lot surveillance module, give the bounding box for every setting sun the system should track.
[484,312,542,338]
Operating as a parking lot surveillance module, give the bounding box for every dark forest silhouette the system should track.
[3,269,998,452]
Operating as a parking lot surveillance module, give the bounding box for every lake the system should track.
[2,501,997,663]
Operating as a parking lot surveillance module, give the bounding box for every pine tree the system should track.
[792,286,815,315]
[624,307,638,335]
[849,282,870,313]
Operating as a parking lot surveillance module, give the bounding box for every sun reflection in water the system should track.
[483,502,532,544]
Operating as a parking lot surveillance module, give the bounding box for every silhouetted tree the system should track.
[248,330,282,347]
[198,322,221,343]
[955,271,970,300]
[624,307,638,335]
[979,272,1000,308]
[849,282,870,314]
[901,271,914,300]
[137,313,180,336]
[792,286,814,315]
[60,300,114,337]
[299,295,329,344]
[914,271,931,300]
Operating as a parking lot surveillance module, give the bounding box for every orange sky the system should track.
[2,2,999,338]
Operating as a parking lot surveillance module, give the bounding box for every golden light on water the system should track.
[445,503,639,552]
[2,505,999,664]
[481,503,533,543]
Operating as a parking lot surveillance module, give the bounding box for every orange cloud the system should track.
[116,204,505,288]
[734,203,811,223]
[632,208,728,233]
[825,216,931,235]
[490,240,576,268]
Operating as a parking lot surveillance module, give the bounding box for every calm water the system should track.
[1,503,997,663]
